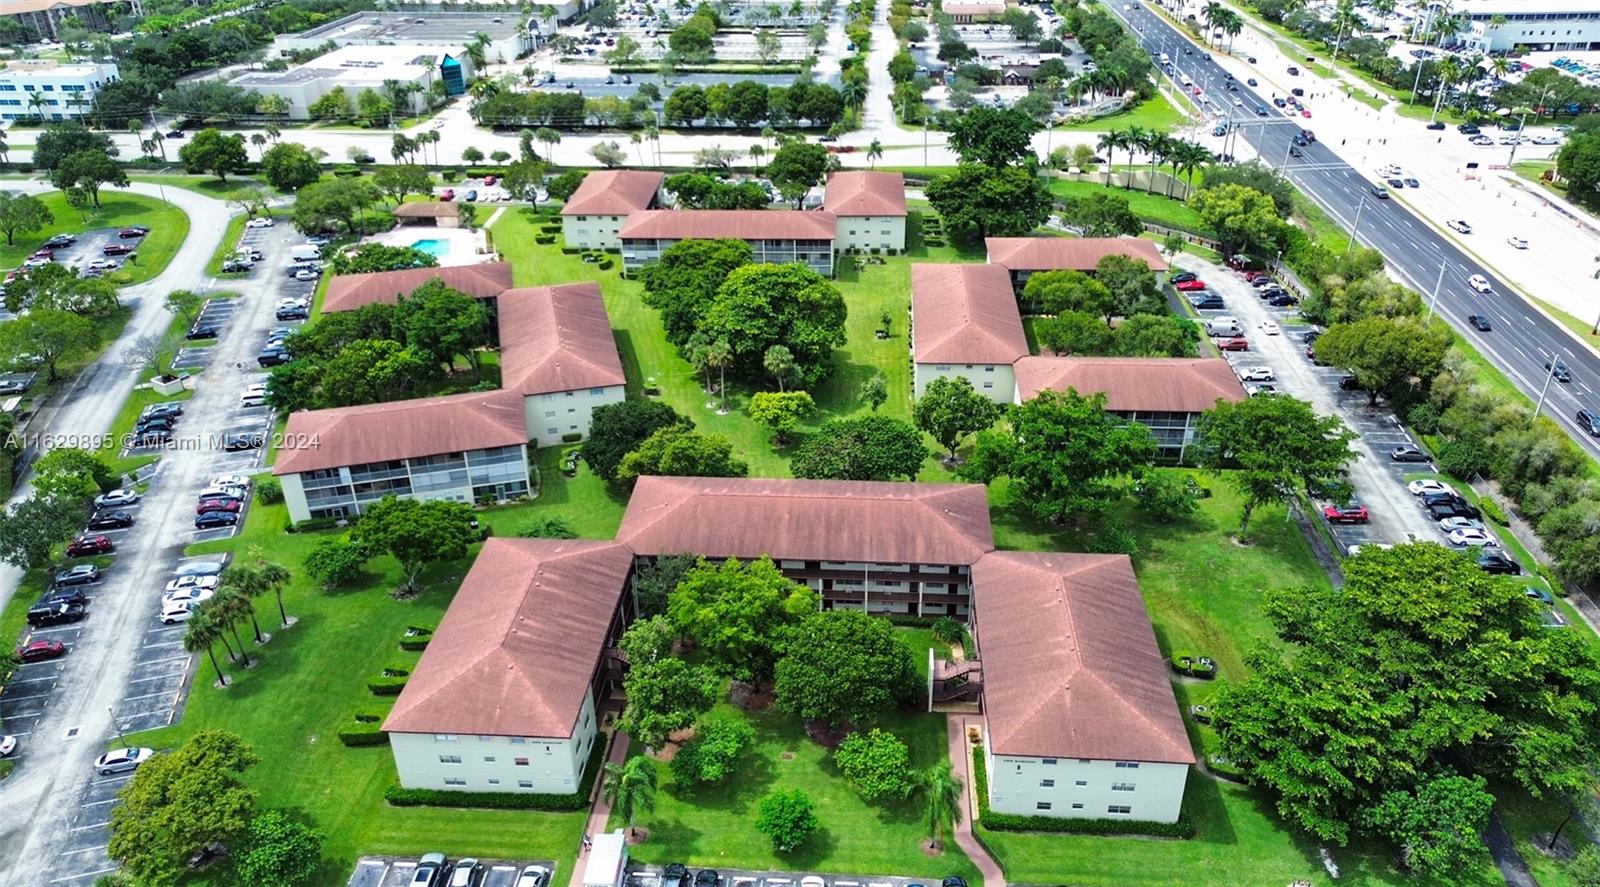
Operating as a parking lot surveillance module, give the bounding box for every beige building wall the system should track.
[391,694,599,793]
[984,740,1188,824]
[562,213,630,250]
[525,385,627,448]
[913,361,1015,402]
[834,215,906,253]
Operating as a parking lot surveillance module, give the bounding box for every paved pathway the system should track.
[567,731,633,887]
[944,715,1005,887]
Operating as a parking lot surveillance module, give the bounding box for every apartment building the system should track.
[560,170,666,249]
[910,263,1029,402]
[985,236,1170,290]
[619,210,838,277]
[823,170,908,254]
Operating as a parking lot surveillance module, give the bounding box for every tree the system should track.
[30,446,114,503]
[790,415,928,481]
[748,390,815,445]
[607,33,642,64]
[640,238,753,348]
[1197,160,1295,215]
[303,537,366,589]
[394,279,492,375]
[926,164,1053,242]
[235,810,322,886]
[756,789,819,853]
[291,178,378,237]
[259,142,321,192]
[755,28,782,62]
[762,344,797,392]
[617,426,749,487]
[1095,253,1165,319]
[1114,314,1193,357]
[888,51,918,84]
[178,128,249,183]
[2,263,116,317]
[962,389,1157,523]
[947,106,1041,167]
[1002,6,1042,41]
[107,732,259,887]
[348,496,479,596]
[776,610,918,726]
[1195,394,1357,537]
[602,757,658,840]
[583,400,688,481]
[326,243,437,275]
[252,554,292,629]
[51,149,128,209]
[184,612,230,687]
[32,121,114,171]
[766,141,831,207]
[591,140,627,168]
[914,376,1004,460]
[699,264,847,387]
[1023,269,1111,317]
[1315,316,1453,407]
[1191,183,1288,255]
[461,146,485,165]
[1358,774,1495,878]
[1570,847,1600,887]
[0,494,85,570]
[308,87,352,122]
[670,717,755,786]
[920,762,964,851]
[371,164,432,206]
[0,191,52,245]
[163,288,204,326]
[668,556,817,684]
[1058,191,1142,237]
[1558,133,1600,209]
[546,170,586,202]
[835,728,915,801]
[501,159,548,204]
[618,617,720,749]
[0,309,100,382]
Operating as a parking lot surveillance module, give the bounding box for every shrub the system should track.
[1479,496,1508,525]
[255,477,283,505]
[332,164,361,177]
[289,517,340,533]
[834,728,914,801]
[1437,438,1492,480]
[1085,525,1138,555]
[338,726,390,746]
[399,625,434,651]
[756,789,819,853]
[368,668,410,696]
[973,748,1195,836]
[597,258,615,270]
[670,717,755,786]
[535,235,556,245]
[517,516,577,539]
[1131,473,1200,522]
[304,537,366,589]
[561,431,583,443]
[1407,402,1441,435]
[931,616,964,644]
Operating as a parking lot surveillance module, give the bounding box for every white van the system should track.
[1205,316,1241,336]
[1159,52,1170,64]
[289,244,322,262]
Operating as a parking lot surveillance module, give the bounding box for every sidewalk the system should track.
[567,730,633,887]
[944,715,1006,887]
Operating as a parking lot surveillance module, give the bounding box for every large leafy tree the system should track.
[747,390,814,445]
[632,552,698,618]
[0,191,53,246]
[291,178,378,237]
[107,731,260,887]
[698,263,847,387]
[946,106,1041,167]
[1094,254,1166,319]
[670,717,756,786]
[616,425,748,488]
[234,810,323,886]
[834,728,915,801]
[1190,182,1288,255]
[961,389,1157,523]
[326,243,437,275]
[2,262,118,317]
[0,308,100,382]
[30,446,114,503]
[756,789,819,853]
[51,149,128,209]
[1212,544,1600,864]
[775,610,919,726]
[914,376,1004,460]
[394,279,491,375]
[348,496,479,596]
[178,128,249,183]
[1557,132,1600,210]
[583,400,688,482]
[926,164,1053,242]
[1194,394,1357,537]
[789,415,928,481]
[0,494,85,570]
[668,556,818,684]
[617,616,720,749]
[640,238,753,348]
[371,164,433,206]
[32,121,115,171]
[1058,191,1142,236]
[259,142,322,192]
[1314,315,1453,407]
[765,141,831,206]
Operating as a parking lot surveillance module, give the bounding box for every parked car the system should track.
[163,586,216,608]
[195,511,240,529]
[1448,528,1499,547]
[661,864,689,887]
[93,747,153,775]
[1170,271,1198,283]
[16,639,67,663]
[173,561,225,577]
[449,859,484,887]
[1174,278,1207,291]
[196,498,243,514]
[66,534,114,557]
[118,225,150,238]
[1408,479,1454,496]
[0,735,16,757]
[27,600,87,627]
[43,234,75,248]
[1477,550,1522,575]
[93,489,140,509]
[515,866,551,887]
[1467,314,1492,331]
[222,431,265,451]
[1506,235,1528,249]
[1213,336,1249,351]
[276,306,309,321]
[87,510,134,530]
[198,486,247,501]
[1390,445,1430,463]
[186,323,219,340]
[52,564,100,587]
[1237,366,1274,382]
[440,189,455,202]
[159,599,200,625]
[166,574,220,594]
[102,243,134,256]
[1322,504,1369,524]
[142,403,183,420]
[258,346,291,367]
[245,217,274,228]
[414,854,448,887]
[1428,499,1482,521]
[1447,219,1472,234]
[1338,375,1364,391]
[694,871,720,887]
[1192,295,1226,310]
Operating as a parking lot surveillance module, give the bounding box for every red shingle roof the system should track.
[1013,356,1247,413]
[823,171,908,217]
[986,237,1170,273]
[498,283,626,396]
[912,264,1029,366]
[272,390,527,476]
[619,209,837,241]
[382,539,633,738]
[322,263,514,314]
[616,476,995,565]
[560,170,665,216]
[973,551,1195,764]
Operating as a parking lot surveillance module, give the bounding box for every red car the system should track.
[17,639,66,663]
[1322,504,1369,524]
[440,189,455,202]
[103,243,134,256]
[30,248,54,259]
[1301,108,1312,118]
[1214,337,1249,351]
[483,175,497,185]
[118,225,149,238]
[1174,278,1207,291]
[196,498,243,515]
[66,534,114,557]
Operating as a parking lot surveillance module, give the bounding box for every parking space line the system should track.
[121,690,177,703]
[125,672,181,684]
[49,866,118,883]
[140,654,192,666]
[142,639,185,649]
[0,692,52,703]
[80,798,118,807]
[116,707,174,721]
[69,821,110,832]
[59,846,107,856]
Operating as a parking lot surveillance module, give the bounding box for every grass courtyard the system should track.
[0,190,188,284]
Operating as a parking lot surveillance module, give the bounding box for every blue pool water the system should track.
[411,238,451,258]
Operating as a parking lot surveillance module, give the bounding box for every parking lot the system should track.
[349,857,557,887]
[346,859,941,887]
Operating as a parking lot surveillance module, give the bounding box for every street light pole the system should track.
[1346,191,1368,255]
[1533,352,1561,421]
[1428,259,1446,315]
[108,706,128,745]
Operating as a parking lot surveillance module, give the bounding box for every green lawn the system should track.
[127,173,273,199]
[206,212,252,277]
[0,191,188,284]
[606,699,979,881]
[1048,177,1210,233]
[1053,93,1188,133]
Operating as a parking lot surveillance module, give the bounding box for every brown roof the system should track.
[973,551,1195,764]
[322,263,513,314]
[617,476,995,565]
[560,170,665,216]
[943,1,1008,13]
[619,209,837,241]
[383,539,633,738]
[912,264,1029,366]
[823,171,908,217]
[498,283,626,396]
[272,390,527,476]
[986,237,1170,273]
[392,201,461,218]
[1013,356,1247,413]
[1,0,111,14]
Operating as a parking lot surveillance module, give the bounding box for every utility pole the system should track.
[108,706,128,745]
[1533,352,1561,422]
[1428,260,1446,315]
[1346,191,1368,255]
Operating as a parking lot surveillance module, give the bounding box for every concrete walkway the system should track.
[567,731,633,887]
[944,715,1006,887]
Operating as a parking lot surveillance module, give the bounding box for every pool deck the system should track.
[374,226,491,267]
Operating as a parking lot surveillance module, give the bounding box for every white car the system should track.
[210,474,252,489]
[1446,219,1472,234]
[1532,135,1560,145]
[173,560,225,577]
[165,574,220,594]
[1506,236,1528,249]
[199,485,247,501]
[1408,479,1454,496]
[0,734,16,757]
[1467,273,1493,293]
[515,865,552,887]
[1438,516,1485,532]
[294,269,319,281]
[1238,366,1275,382]
[799,878,825,887]
[1447,528,1499,547]
[163,586,216,606]
[160,599,200,625]
[94,747,153,775]
[94,489,140,508]
[245,217,274,228]
[1259,321,1281,336]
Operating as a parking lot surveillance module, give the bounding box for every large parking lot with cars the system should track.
[347,857,950,887]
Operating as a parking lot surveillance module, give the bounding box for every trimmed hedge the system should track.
[384,731,609,810]
[288,516,341,533]
[400,626,434,652]
[339,711,392,746]
[1480,496,1508,526]
[973,748,1196,838]
[368,668,411,696]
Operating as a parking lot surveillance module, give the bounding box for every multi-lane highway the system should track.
[1109,0,1600,457]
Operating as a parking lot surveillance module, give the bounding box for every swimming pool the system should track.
[411,238,451,258]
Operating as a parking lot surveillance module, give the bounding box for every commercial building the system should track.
[0,60,119,122]
[0,0,125,41]
[986,236,1170,289]
[560,170,666,250]
[1013,356,1247,461]
[229,44,468,121]
[910,263,1029,402]
[619,210,838,277]
[274,11,537,64]
[1453,0,1600,53]
[944,1,1009,22]
[823,171,908,254]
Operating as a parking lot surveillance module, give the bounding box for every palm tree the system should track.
[1329,0,1361,60]
[645,123,662,166]
[1219,8,1244,50]
[705,339,732,413]
[1490,55,1510,82]
[221,566,268,644]
[150,130,166,162]
[1096,130,1120,186]
[749,142,765,171]
[1144,131,1171,195]
[265,123,281,143]
[535,126,561,158]
[841,79,868,113]
[1201,1,1225,44]
[920,762,963,851]
[209,590,254,667]
[1123,126,1151,190]
[251,548,292,628]
[603,757,659,839]
[1171,140,1207,198]
[197,599,240,663]
[867,139,883,169]
[0,128,10,168]
[184,612,228,687]
[250,132,268,160]
[27,92,47,123]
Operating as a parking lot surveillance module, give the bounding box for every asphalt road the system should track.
[1110,1,1600,460]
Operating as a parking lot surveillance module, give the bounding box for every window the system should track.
[983,381,994,389]
[478,735,492,742]
[1074,780,1087,786]
[434,734,458,742]
[483,756,496,763]
[1036,802,1053,811]
[1108,805,1133,815]
[438,755,462,764]
[488,777,500,785]
[444,777,467,786]
[514,757,530,766]
[1112,783,1136,792]
[1071,803,1085,810]
[518,780,534,788]
[1039,779,1055,788]
[1041,758,1058,765]
[545,745,553,754]
[545,410,556,418]
[1115,762,1141,769]
[984,365,995,372]
[590,387,607,395]
[546,427,558,436]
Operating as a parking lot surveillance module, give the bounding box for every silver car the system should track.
[413,853,447,887]
[93,747,153,775]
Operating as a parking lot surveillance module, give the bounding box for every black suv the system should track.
[694,871,719,887]
[1577,408,1600,438]
[1458,123,1481,134]
[27,599,87,627]
[1467,314,1492,331]
[87,510,134,530]
[662,864,689,887]
[1478,550,1522,575]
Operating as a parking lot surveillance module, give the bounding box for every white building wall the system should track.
[985,742,1188,824]
[232,69,436,121]
[1461,12,1600,52]
[391,693,600,793]
[833,215,906,254]
[281,472,311,524]
[525,385,627,448]
[0,62,119,121]
[562,214,630,250]
[913,361,1015,402]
